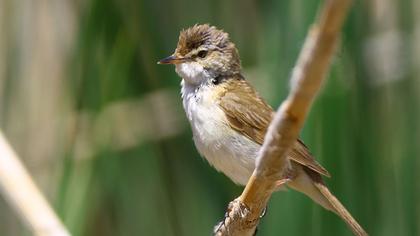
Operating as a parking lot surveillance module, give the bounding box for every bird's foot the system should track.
[214,198,240,233]
[259,206,267,218]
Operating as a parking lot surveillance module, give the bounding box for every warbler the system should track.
[159,24,365,234]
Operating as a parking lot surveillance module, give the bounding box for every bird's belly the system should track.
[189,103,260,185]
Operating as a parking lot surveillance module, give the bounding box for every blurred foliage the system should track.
[0,0,419,235]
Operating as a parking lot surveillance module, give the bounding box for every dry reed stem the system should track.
[214,0,355,235]
[0,131,70,236]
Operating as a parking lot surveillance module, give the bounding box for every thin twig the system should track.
[0,131,70,236]
[214,0,354,235]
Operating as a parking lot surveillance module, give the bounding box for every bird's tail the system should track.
[287,167,368,236]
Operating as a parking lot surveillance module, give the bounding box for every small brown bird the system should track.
[159,24,365,235]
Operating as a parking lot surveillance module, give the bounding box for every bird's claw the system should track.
[214,198,238,233]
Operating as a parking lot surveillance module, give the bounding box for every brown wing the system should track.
[290,140,330,177]
[217,76,330,177]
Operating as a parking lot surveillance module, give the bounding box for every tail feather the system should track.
[287,166,368,236]
[313,181,367,236]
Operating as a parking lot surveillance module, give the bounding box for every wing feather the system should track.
[218,76,330,177]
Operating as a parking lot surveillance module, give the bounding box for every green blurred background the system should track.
[0,0,419,235]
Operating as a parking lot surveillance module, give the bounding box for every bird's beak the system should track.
[157,55,186,65]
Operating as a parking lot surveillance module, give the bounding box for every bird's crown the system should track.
[174,24,241,76]
[176,24,230,56]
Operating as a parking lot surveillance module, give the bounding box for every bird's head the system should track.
[159,24,241,85]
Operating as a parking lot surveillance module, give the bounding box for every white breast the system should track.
[181,80,260,185]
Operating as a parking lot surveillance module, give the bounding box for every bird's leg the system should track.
[274,178,290,188]
[254,177,292,221]
[214,197,241,233]
[215,175,291,234]
[274,175,292,191]
[274,168,296,190]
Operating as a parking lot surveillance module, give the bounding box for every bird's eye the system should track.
[197,50,208,58]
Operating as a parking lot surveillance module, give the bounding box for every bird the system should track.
[158,24,366,235]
